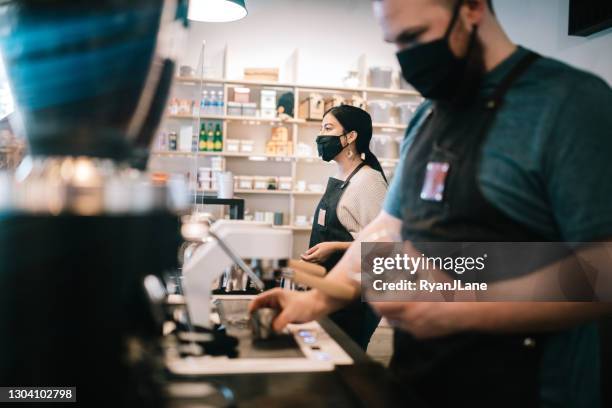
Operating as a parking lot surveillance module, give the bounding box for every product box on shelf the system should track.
[242,102,257,117]
[299,93,324,121]
[240,140,255,153]
[260,89,277,109]
[227,101,242,116]
[226,139,240,152]
[323,95,345,112]
[244,67,279,82]
[233,87,251,103]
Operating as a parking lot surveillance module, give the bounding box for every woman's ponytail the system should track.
[325,105,387,184]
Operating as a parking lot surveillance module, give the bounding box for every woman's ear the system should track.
[346,130,358,145]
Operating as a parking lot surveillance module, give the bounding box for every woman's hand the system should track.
[300,242,342,264]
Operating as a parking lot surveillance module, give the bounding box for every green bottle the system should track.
[213,123,223,152]
[206,123,215,152]
[198,123,208,152]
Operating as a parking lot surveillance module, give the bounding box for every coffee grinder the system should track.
[0,1,188,406]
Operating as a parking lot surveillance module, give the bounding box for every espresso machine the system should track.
[0,1,189,406]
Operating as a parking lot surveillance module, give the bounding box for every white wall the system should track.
[182,0,399,85]
[495,0,612,85]
[182,0,612,86]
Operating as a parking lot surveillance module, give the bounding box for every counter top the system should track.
[166,318,423,407]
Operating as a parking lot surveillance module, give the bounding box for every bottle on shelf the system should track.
[200,90,209,116]
[213,123,223,152]
[206,122,215,151]
[198,123,208,152]
[208,91,217,117]
[168,131,178,151]
[217,90,225,116]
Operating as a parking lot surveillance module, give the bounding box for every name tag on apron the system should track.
[318,209,326,226]
[420,162,450,202]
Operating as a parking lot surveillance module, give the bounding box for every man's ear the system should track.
[463,0,487,28]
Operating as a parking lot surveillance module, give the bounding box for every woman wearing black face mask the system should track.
[301,105,388,350]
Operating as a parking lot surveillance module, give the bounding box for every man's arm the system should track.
[326,210,402,285]
[249,210,402,330]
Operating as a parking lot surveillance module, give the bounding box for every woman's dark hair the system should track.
[324,105,387,183]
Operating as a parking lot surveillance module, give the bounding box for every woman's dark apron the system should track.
[309,162,380,350]
[393,51,547,407]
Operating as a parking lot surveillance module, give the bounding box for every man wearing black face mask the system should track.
[251,0,612,406]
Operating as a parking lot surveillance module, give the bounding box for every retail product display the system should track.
[197,122,223,152]
[242,102,257,117]
[371,134,400,160]
[179,125,193,152]
[265,126,293,156]
[216,171,234,198]
[323,94,346,112]
[349,95,367,110]
[343,70,360,88]
[295,142,313,158]
[299,93,324,121]
[396,101,419,124]
[244,67,279,82]
[200,88,224,116]
[179,65,195,77]
[168,98,194,116]
[278,177,292,191]
[240,139,254,153]
[369,66,393,88]
[368,100,393,123]
[233,87,251,103]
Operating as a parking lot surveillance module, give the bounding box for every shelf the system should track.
[151,151,399,168]
[174,76,421,97]
[169,113,304,125]
[235,189,291,195]
[151,151,297,161]
[372,123,408,130]
[297,119,407,131]
[274,225,312,231]
[292,190,324,196]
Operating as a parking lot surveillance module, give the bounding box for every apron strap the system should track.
[340,162,367,189]
[486,51,540,110]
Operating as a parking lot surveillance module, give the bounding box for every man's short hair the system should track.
[372,0,495,15]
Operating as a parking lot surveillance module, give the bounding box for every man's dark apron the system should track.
[309,162,380,350]
[393,52,546,407]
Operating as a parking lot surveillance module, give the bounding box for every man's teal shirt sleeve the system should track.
[383,101,432,219]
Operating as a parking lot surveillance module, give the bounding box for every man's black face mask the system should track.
[396,0,484,104]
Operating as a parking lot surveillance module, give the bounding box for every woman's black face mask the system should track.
[396,0,477,101]
[316,133,347,162]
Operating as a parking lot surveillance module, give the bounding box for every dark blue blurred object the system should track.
[0,0,187,163]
